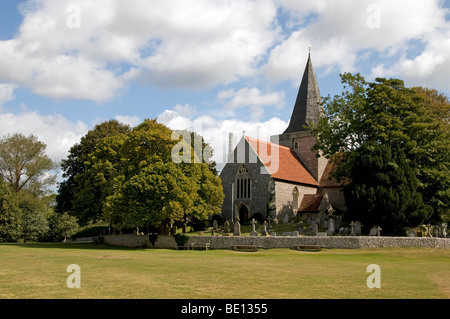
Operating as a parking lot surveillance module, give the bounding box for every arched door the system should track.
[239,205,249,222]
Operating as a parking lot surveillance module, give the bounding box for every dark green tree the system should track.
[344,142,429,235]
[0,179,21,242]
[311,73,449,224]
[55,120,131,224]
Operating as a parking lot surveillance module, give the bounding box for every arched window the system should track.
[236,165,251,199]
[292,187,299,211]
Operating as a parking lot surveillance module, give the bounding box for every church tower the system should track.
[271,52,328,182]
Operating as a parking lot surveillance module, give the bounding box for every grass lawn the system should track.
[0,242,449,299]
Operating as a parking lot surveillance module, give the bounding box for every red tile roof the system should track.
[245,136,319,187]
[298,194,324,212]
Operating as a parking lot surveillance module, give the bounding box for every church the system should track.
[219,53,347,224]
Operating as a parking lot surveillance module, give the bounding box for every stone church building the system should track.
[219,53,347,223]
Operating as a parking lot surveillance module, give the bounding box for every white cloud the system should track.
[0,83,18,108]
[157,109,287,171]
[0,107,88,165]
[115,115,141,127]
[0,0,280,101]
[265,0,450,91]
[218,87,285,121]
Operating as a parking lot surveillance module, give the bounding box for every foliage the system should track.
[50,212,79,241]
[173,233,190,247]
[0,179,21,242]
[59,119,223,233]
[103,119,224,231]
[344,142,429,235]
[311,73,450,226]
[17,192,50,242]
[0,133,56,195]
[55,120,131,224]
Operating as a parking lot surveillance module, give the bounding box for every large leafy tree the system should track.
[55,120,131,223]
[103,119,224,231]
[0,179,21,242]
[344,142,429,235]
[0,133,56,195]
[311,73,449,226]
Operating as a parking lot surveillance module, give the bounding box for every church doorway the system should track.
[238,204,249,222]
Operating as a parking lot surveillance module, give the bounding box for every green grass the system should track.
[0,242,449,299]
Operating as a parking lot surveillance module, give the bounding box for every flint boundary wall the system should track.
[102,234,450,249]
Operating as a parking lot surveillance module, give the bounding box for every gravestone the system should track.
[312,223,318,236]
[317,232,327,237]
[350,221,356,236]
[213,219,218,231]
[354,221,362,235]
[223,221,230,233]
[292,231,299,237]
[407,229,417,237]
[261,221,269,236]
[282,232,292,236]
[328,218,335,234]
[233,219,241,236]
[283,214,289,224]
[271,232,277,236]
[441,223,448,238]
[369,226,382,236]
[250,219,259,237]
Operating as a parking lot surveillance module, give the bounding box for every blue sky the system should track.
[0,0,449,172]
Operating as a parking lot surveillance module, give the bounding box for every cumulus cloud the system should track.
[0,106,88,165]
[115,115,141,127]
[218,87,285,121]
[0,83,18,109]
[157,109,287,171]
[0,0,280,101]
[265,0,450,92]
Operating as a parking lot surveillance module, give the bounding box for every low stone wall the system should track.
[102,234,450,249]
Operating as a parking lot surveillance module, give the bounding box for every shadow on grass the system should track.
[0,242,146,251]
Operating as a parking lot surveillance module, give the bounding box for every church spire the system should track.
[283,52,322,133]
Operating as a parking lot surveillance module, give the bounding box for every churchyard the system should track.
[0,242,448,299]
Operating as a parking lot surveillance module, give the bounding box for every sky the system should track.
[0,0,449,175]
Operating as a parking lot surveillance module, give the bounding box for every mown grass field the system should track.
[0,242,448,299]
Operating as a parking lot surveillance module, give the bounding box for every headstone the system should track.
[407,229,417,237]
[213,219,218,231]
[283,214,289,224]
[271,232,277,237]
[182,223,187,234]
[312,223,318,236]
[354,221,362,235]
[282,232,292,236]
[250,219,259,236]
[292,231,299,237]
[223,221,230,233]
[317,232,327,237]
[350,221,356,236]
[328,218,335,234]
[441,223,448,238]
[261,221,269,236]
[233,219,241,236]
[323,219,328,229]
[369,226,382,236]
[433,226,440,238]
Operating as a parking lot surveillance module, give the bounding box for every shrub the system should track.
[173,233,189,247]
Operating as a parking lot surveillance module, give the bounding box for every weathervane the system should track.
[308,44,312,53]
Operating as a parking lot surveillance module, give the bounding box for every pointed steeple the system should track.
[284,53,322,133]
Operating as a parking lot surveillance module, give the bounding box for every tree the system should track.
[311,73,450,224]
[51,213,79,242]
[0,179,21,242]
[55,120,131,223]
[98,119,224,231]
[344,142,429,235]
[17,191,50,242]
[0,133,56,195]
